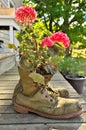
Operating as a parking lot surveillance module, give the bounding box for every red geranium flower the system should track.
[15,6,37,25]
[42,38,54,48]
[50,31,70,48]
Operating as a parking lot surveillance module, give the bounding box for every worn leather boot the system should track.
[13,80,69,99]
[13,64,69,98]
[13,84,82,119]
[13,66,82,119]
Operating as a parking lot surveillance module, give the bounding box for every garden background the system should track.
[22,0,86,86]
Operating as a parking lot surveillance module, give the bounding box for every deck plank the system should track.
[0,113,85,124]
[47,123,86,130]
[0,123,86,130]
[0,124,86,130]
[0,100,12,105]
[0,90,14,93]
[0,124,47,130]
[0,66,86,129]
[0,80,19,86]
[0,94,13,99]
[0,75,19,80]
[0,87,15,90]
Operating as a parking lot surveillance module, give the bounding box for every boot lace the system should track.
[40,85,57,102]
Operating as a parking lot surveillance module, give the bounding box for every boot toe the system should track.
[55,97,82,116]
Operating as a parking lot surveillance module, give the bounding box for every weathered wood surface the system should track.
[0,66,86,130]
[0,53,16,75]
[0,124,86,130]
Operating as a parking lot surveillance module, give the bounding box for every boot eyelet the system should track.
[45,95,48,98]
[41,91,44,94]
[50,99,53,102]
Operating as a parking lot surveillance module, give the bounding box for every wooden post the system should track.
[8,0,10,8]
[9,25,14,43]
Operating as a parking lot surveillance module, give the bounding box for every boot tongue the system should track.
[29,72,45,85]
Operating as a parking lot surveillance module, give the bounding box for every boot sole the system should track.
[14,101,82,119]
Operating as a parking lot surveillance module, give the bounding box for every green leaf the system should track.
[29,72,45,85]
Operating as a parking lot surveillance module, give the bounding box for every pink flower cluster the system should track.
[15,6,37,25]
[42,31,70,48]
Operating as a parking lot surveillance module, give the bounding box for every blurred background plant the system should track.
[57,57,86,77]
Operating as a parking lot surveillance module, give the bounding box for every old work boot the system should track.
[13,67,82,119]
[13,85,82,119]
[13,63,69,98]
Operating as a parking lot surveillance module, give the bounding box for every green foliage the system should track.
[58,57,86,76]
[23,0,86,52]
[22,0,35,7]
[15,21,52,68]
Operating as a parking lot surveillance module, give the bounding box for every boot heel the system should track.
[14,102,29,114]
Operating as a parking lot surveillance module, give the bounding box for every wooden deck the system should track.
[0,66,86,130]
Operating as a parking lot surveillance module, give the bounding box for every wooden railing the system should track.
[0,8,15,16]
[0,0,15,8]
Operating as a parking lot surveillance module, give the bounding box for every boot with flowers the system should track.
[11,6,71,98]
[13,61,82,119]
[11,6,82,119]
[13,62,69,99]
